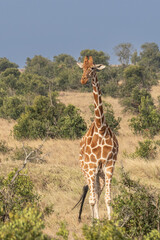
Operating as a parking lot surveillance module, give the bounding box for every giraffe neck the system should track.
[92,73,106,129]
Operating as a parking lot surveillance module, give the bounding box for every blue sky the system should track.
[0,0,160,67]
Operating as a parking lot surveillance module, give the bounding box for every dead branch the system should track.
[10,139,46,185]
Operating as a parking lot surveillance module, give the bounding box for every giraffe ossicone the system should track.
[76,56,119,221]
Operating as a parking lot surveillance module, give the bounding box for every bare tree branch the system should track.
[10,140,46,185]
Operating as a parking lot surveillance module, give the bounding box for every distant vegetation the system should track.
[0,42,160,139]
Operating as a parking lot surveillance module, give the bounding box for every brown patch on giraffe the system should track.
[91,176,95,181]
[91,134,99,148]
[89,163,96,169]
[85,154,90,162]
[89,170,93,176]
[85,146,91,155]
[107,152,113,160]
[92,146,101,159]
[95,118,101,128]
[98,136,102,144]
[95,108,100,118]
[87,123,94,137]
[99,105,103,114]
[94,93,99,105]
[102,115,105,124]
[87,137,92,145]
[84,164,89,170]
[90,154,97,162]
[99,96,102,104]
[105,137,113,146]
[106,160,113,167]
[102,146,112,159]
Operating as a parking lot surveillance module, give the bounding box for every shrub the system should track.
[13,94,87,139]
[121,87,154,113]
[82,220,128,240]
[112,169,160,239]
[0,206,50,240]
[143,229,160,240]
[103,80,119,97]
[17,72,49,96]
[58,104,87,139]
[55,222,69,240]
[133,139,157,159]
[129,96,160,136]
[0,169,38,222]
[0,96,25,120]
[119,65,157,98]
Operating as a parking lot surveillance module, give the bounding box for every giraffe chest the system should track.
[79,126,118,172]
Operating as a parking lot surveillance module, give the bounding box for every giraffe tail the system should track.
[72,185,88,222]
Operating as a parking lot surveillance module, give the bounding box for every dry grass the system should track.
[1,84,160,238]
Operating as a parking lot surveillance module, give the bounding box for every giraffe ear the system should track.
[77,62,83,68]
[95,64,106,71]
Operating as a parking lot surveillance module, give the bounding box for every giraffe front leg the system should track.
[104,160,115,220]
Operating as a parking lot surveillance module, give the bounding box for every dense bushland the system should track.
[2,165,160,239]
[13,94,87,139]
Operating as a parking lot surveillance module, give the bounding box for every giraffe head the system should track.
[77,56,106,84]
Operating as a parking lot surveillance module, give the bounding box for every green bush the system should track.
[129,96,160,136]
[17,72,49,96]
[119,65,157,98]
[133,140,157,159]
[0,96,25,120]
[121,87,154,113]
[58,104,87,139]
[143,229,160,240]
[82,220,128,240]
[112,169,160,239]
[0,206,50,240]
[13,94,87,140]
[0,169,38,222]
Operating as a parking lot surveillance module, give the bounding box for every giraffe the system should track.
[76,56,119,221]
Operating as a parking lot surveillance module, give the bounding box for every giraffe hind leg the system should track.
[104,159,115,220]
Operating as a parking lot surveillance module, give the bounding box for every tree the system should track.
[114,43,133,65]
[0,58,18,73]
[25,55,54,78]
[0,68,20,94]
[17,73,49,96]
[79,49,110,65]
[121,87,154,113]
[0,96,25,120]
[53,54,76,68]
[120,65,157,98]
[131,51,140,65]
[139,42,160,71]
